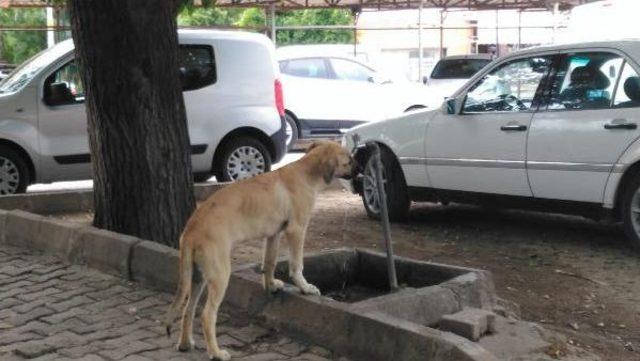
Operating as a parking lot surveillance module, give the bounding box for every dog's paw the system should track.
[176,340,194,352]
[268,279,285,293]
[210,349,231,361]
[300,283,321,296]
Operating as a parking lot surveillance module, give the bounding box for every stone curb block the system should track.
[0,209,7,244]
[0,183,227,214]
[4,210,44,249]
[78,227,141,279]
[0,190,93,214]
[130,240,179,293]
[35,217,87,262]
[440,308,497,342]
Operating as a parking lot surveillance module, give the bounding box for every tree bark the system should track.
[69,0,195,248]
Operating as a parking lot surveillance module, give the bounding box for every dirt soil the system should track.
[52,188,640,360]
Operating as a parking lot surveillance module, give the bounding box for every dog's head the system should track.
[307,141,355,184]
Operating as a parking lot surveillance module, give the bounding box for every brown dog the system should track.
[164,141,354,360]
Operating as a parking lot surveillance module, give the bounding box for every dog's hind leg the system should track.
[200,247,231,361]
[262,232,284,293]
[177,279,205,352]
[285,226,320,296]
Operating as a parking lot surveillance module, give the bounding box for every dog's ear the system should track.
[322,158,337,184]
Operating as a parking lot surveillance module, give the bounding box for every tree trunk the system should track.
[69,0,195,248]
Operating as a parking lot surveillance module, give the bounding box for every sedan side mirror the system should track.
[422,76,429,85]
[443,98,458,115]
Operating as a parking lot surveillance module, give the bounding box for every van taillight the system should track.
[274,79,285,117]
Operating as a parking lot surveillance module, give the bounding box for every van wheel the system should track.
[214,136,271,182]
[621,175,640,250]
[0,145,30,195]
[361,147,410,221]
[285,113,299,150]
[193,174,212,183]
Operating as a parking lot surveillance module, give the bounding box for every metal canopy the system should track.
[214,0,591,10]
[0,0,593,10]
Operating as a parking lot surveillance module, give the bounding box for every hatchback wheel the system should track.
[0,145,30,195]
[214,136,271,182]
[361,147,410,221]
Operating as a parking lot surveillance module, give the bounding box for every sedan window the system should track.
[545,52,622,110]
[613,62,640,108]
[463,57,551,113]
[430,58,492,79]
[279,58,330,79]
[330,58,375,82]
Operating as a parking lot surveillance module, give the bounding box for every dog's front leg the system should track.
[262,233,284,293]
[285,227,320,296]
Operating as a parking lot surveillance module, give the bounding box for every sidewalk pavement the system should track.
[0,245,345,361]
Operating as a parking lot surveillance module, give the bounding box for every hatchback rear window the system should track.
[179,45,216,91]
[430,59,492,79]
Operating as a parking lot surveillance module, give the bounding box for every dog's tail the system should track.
[163,236,194,338]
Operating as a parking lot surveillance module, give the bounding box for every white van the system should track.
[0,29,287,194]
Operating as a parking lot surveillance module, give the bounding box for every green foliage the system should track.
[0,6,354,66]
[276,9,354,45]
[180,7,354,45]
[0,9,47,65]
[177,7,245,27]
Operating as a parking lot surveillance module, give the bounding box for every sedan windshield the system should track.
[430,58,492,79]
[0,40,74,94]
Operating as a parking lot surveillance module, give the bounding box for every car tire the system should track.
[361,147,410,221]
[621,175,640,250]
[0,145,30,195]
[214,136,271,182]
[285,113,299,150]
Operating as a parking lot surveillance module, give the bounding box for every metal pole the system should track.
[495,10,500,57]
[46,7,55,48]
[517,9,522,50]
[353,27,357,57]
[552,2,559,44]
[418,0,424,83]
[270,4,277,46]
[439,9,445,58]
[367,142,398,291]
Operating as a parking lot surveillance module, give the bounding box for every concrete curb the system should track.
[225,257,498,361]
[130,240,180,293]
[0,209,7,244]
[0,209,143,279]
[79,227,141,278]
[0,182,227,214]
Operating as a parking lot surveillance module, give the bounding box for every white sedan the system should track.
[277,46,441,148]
[343,40,640,247]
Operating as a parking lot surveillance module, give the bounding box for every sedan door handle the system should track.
[604,121,637,130]
[500,124,527,131]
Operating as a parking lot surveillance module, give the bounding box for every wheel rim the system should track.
[226,146,266,181]
[0,156,20,195]
[630,188,640,236]
[285,118,293,147]
[363,158,386,214]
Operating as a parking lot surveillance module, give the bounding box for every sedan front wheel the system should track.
[621,175,640,250]
[361,147,410,221]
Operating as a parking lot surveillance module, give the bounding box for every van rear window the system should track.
[179,45,216,91]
